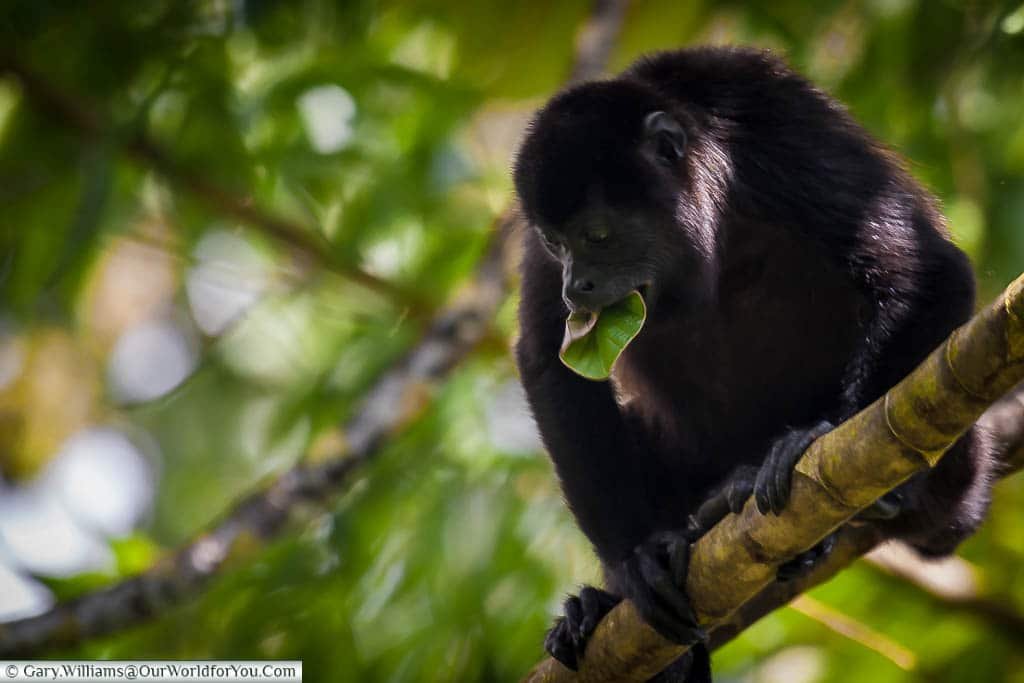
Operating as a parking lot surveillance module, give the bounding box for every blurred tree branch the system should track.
[786,594,917,670]
[0,0,632,658]
[0,210,512,657]
[0,51,421,309]
[524,274,1024,682]
[864,543,1024,644]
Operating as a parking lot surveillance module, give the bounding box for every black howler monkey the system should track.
[513,46,995,682]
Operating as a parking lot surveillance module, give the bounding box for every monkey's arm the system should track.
[739,231,975,519]
[838,226,976,416]
[517,235,656,560]
[834,227,996,554]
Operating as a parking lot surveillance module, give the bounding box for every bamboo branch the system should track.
[524,273,1024,682]
[0,0,631,657]
[706,383,1024,654]
[705,524,883,653]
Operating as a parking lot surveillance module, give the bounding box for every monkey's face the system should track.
[515,82,710,318]
[531,192,673,314]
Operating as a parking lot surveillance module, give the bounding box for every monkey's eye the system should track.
[584,228,609,245]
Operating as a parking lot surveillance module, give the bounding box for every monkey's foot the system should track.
[755,420,834,515]
[776,532,837,582]
[545,586,621,671]
[614,530,707,646]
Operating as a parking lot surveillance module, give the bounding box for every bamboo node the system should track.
[883,393,944,466]
[945,330,994,400]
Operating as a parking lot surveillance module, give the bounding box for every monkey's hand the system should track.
[613,530,707,647]
[544,586,621,671]
[687,421,834,531]
[688,463,837,583]
[754,420,834,515]
[546,530,709,673]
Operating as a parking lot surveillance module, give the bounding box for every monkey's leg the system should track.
[874,428,995,557]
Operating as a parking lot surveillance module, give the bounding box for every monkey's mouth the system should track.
[571,284,652,317]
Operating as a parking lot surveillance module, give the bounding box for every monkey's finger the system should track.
[628,575,706,647]
[754,467,769,515]
[578,586,619,638]
[773,422,833,513]
[545,618,579,671]
[666,534,691,587]
[642,601,707,646]
[771,469,791,514]
[769,433,801,514]
[808,420,834,441]
[636,551,701,630]
[562,595,583,636]
[686,514,706,538]
[726,466,757,513]
[779,428,812,511]
[689,495,729,536]
[754,449,779,514]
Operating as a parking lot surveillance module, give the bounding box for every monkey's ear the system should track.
[643,111,686,164]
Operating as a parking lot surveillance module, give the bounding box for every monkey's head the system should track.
[514,80,718,319]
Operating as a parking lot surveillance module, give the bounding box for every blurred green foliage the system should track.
[1,1,1023,682]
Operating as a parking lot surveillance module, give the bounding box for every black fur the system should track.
[513,46,996,681]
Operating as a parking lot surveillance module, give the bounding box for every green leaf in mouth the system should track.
[558,290,647,381]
